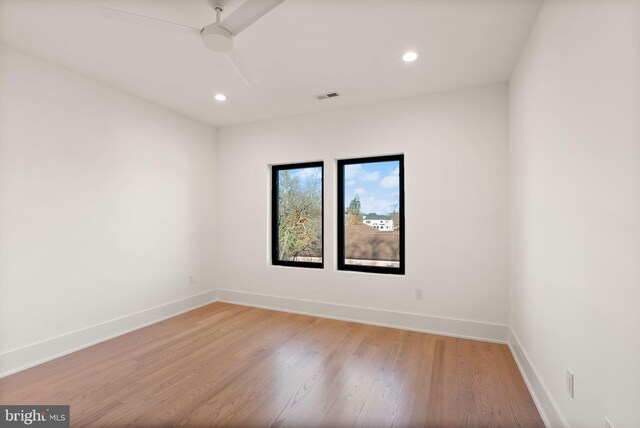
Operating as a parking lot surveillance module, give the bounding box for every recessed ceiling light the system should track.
[402,51,420,62]
[214,93,227,102]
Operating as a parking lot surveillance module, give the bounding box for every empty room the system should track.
[0,0,638,427]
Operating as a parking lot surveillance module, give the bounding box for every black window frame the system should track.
[337,154,405,275]
[271,161,324,269]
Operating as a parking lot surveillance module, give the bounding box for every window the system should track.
[271,161,324,268]
[337,155,404,275]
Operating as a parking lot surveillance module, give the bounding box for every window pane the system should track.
[338,156,404,274]
[272,163,323,267]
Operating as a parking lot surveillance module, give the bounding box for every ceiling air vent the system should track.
[314,92,339,100]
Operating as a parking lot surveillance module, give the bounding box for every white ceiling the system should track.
[0,0,543,127]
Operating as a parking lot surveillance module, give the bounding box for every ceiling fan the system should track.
[98,0,285,85]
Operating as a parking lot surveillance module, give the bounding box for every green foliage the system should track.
[278,169,322,261]
[346,195,363,224]
[347,195,361,215]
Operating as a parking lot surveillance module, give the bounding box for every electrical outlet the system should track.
[189,275,195,285]
[604,417,614,428]
[414,288,424,300]
[566,370,574,398]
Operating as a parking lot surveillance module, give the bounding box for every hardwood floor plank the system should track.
[0,302,544,427]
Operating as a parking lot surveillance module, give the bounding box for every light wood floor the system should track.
[0,303,544,427]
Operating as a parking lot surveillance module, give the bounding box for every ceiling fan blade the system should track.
[220,0,285,36]
[223,50,260,86]
[98,6,201,36]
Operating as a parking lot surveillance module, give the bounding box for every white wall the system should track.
[0,46,217,355]
[509,1,640,427]
[216,84,509,326]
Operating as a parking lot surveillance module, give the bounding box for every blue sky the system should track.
[344,161,400,215]
[282,166,322,187]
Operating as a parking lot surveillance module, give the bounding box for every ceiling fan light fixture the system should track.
[201,23,233,52]
[402,51,420,62]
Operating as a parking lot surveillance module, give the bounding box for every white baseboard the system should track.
[508,328,568,428]
[0,289,218,378]
[216,289,510,344]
